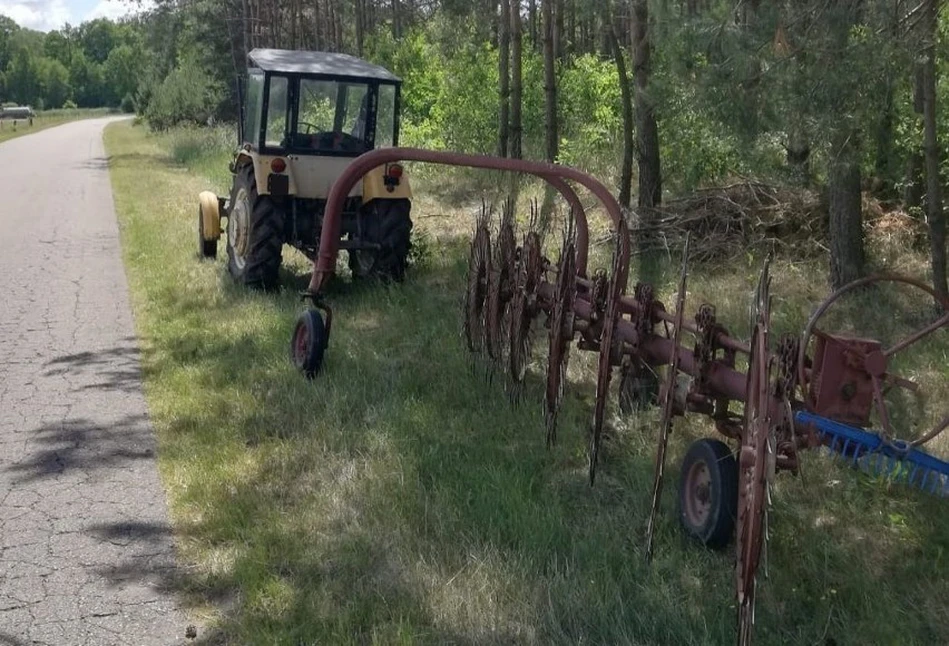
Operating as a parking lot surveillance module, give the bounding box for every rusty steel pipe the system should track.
[574,276,753,356]
[310,148,630,294]
[541,284,751,403]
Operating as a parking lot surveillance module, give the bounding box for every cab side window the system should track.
[265,75,290,148]
[243,71,264,146]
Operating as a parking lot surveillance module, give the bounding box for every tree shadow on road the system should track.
[44,339,146,394]
[4,413,156,484]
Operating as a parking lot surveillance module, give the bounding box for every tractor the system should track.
[197,48,413,289]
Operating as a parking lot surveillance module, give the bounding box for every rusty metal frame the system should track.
[292,147,949,646]
[307,147,633,294]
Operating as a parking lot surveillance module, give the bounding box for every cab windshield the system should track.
[259,75,398,155]
[291,79,371,154]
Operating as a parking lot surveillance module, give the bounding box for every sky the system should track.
[0,0,152,32]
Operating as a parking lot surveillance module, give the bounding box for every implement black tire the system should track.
[348,198,412,282]
[678,438,739,550]
[226,164,283,290]
[290,309,327,379]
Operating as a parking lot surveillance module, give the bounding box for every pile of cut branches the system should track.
[626,181,826,262]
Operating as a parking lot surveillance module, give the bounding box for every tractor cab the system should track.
[241,48,401,159]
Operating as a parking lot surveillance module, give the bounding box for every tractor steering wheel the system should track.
[797,274,949,449]
[298,121,319,134]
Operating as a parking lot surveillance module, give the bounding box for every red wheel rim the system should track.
[683,460,712,527]
[293,322,309,366]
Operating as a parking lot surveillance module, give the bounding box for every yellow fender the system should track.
[198,190,222,242]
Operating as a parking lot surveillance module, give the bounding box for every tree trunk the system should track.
[511,0,524,159]
[392,0,402,40]
[922,0,948,298]
[355,0,365,56]
[539,0,559,226]
[609,24,633,210]
[554,0,564,61]
[542,0,558,164]
[528,0,537,47]
[499,0,511,157]
[828,132,865,290]
[632,0,661,210]
[873,80,894,193]
[631,0,660,279]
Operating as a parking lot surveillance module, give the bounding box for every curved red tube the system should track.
[308,147,629,294]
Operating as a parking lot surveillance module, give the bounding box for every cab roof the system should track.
[248,48,400,83]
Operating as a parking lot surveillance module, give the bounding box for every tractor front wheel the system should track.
[197,205,218,259]
[226,165,283,290]
[290,310,327,379]
[678,438,738,550]
[348,198,412,282]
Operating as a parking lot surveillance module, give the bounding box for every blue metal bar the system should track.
[908,463,920,487]
[795,410,949,497]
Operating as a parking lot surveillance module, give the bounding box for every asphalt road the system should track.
[0,118,190,645]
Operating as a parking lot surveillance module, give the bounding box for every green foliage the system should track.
[38,57,70,110]
[5,45,38,104]
[431,41,499,153]
[0,13,156,110]
[62,99,78,110]
[78,18,118,65]
[558,53,622,174]
[0,15,17,70]
[43,30,72,66]
[104,44,143,106]
[144,58,223,130]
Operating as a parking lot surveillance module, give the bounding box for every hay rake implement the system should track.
[289,148,949,645]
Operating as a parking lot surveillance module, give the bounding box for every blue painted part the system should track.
[888,456,899,478]
[795,410,949,497]
[908,463,919,487]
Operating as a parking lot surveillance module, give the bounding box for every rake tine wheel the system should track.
[545,215,578,447]
[486,201,518,364]
[589,219,630,485]
[619,283,658,414]
[644,235,691,562]
[464,207,493,354]
[736,261,774,646]
[508,218,543,398]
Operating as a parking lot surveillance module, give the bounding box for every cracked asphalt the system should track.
[0,119,190,645]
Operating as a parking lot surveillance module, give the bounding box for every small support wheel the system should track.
[678,438,738,550]
[290,310,327,379]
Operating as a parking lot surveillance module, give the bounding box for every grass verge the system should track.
[105,119,949,645]
[0,108,115,145]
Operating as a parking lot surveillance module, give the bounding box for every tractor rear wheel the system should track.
[678,438,738,550]
[348,198,412,282]
[226,164,283,290]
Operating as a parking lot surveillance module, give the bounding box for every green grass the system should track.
[0,108,115,145]
[104,119,949,645]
